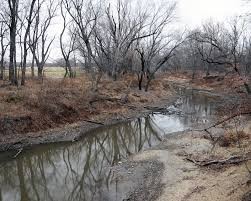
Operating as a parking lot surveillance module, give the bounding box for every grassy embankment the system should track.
[0,68,249,140]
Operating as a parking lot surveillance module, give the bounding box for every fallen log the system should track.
[82,119,104,125]
[186,154,251,167]
[144,106,167,111]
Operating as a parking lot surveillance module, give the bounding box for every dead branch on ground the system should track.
[186,154,251,167]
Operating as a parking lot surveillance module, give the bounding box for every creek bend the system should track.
[0,89,219,201]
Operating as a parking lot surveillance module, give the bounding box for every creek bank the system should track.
[0,73,240,153]
[0,95,178,152]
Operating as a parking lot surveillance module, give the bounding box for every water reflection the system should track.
[0,90,217,201]
[150,90,216,135]
[0,117,163,201]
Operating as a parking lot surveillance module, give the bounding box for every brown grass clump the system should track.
[219,130,250,147]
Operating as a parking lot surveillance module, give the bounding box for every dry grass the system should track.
[219,130,250,147]
[0,73,172,136]
[0,70,248,136]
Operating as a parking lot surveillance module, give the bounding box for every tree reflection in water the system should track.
[0,116,163,201]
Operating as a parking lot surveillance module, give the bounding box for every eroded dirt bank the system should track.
[0,74,177,152]
[0,95,180,152]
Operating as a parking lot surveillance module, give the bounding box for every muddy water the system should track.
[0,89,219,201]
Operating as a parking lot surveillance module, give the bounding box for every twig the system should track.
[204,111,251,131]
[13,148,23,158]
[194,111,251,135]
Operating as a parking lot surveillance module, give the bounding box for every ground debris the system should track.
[124,161,164,201]
[182,186,206,201]
[186,153,251,167]
[242,191,251,201]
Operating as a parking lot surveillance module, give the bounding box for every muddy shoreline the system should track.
[0,83,234,153]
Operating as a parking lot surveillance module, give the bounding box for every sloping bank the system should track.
[0,95,178,152]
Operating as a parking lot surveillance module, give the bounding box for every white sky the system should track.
[177,0,249,27]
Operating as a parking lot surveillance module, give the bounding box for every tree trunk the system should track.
[64,66,68,78]
[67,60,73,78]
[31,55,35,77]
[9,0,18,85]
[206,64,210,77]
[0,56,4,80]
[9,28,16,84]
[38,65,43,78]
[112,69,117,81]
[21,0,36,86]
[138,73,143,90]
[69,67,73,78]
[138,53,145,90]
[145,77,152,92]
[21,50,27,85]
[0,36,5,80]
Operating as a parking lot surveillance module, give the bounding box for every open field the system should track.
[2,66,83,79]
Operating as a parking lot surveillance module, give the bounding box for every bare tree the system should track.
[63,0,106,90]
[243,37,251,75]
[7,0,19,85]
[60,0,76,78]
[0,20,8,80]
[63,0,99,70]
[29,0,57,78]
[192,19,250,94]
[101,0,149,80]
[20,0,37,85]
[135,2,183,91]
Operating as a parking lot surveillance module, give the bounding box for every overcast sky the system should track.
[177,0,248,27]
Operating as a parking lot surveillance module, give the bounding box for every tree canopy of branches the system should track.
[190,18,251,93]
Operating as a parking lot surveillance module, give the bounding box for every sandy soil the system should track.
[124,120,251,201]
